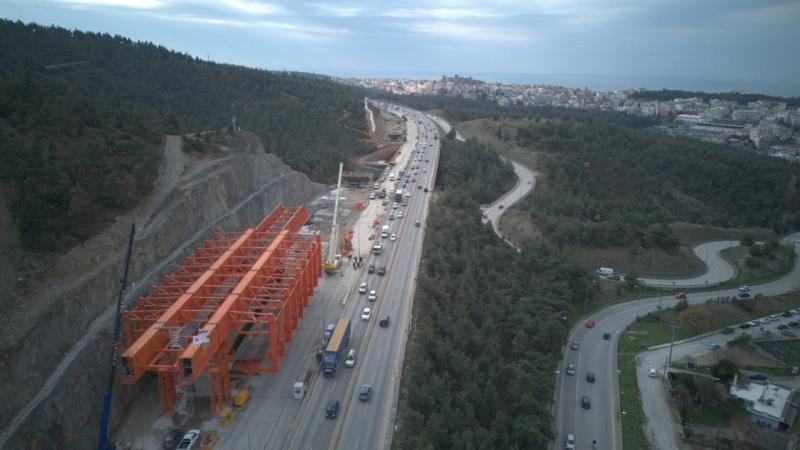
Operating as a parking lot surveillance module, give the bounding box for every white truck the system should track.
[380,225,390,239]
[372,241,383,255]
[597,267,614,277]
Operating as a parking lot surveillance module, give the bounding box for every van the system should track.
[324,324,335,340]
[344,349,357,368]
[325,399,340,419]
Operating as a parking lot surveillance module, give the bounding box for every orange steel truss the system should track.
[120,205,321,415]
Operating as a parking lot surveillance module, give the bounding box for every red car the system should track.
[674,292,687,300]
[585,319,596,328]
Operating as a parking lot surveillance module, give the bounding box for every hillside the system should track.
[0,19,368,254]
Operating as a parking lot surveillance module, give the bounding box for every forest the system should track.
[514,113,800,249]
[0,20,368,251]
[630,89,800,107]
[395,138,590,449]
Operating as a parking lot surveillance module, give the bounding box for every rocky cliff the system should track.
[0,131,325,449]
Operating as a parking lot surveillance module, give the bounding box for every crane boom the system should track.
[324,162,343,272]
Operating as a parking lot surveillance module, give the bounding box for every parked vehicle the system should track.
[163,429,183,450]
[176,430,200,450]
[721,327,735,334]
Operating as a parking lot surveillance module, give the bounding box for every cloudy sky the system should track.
[3,0,800,94]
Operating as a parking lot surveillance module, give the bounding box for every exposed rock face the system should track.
[0,131,325,449]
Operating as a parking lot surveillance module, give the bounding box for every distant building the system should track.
[729,375,799,431]
[676,114,703,124]
[732,109,765,123]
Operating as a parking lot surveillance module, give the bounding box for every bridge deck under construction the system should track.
[120,205,321,414]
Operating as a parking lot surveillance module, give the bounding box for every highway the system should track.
[554,234,800,450]
[283,104,440,450]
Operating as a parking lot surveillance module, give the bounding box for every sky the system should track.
[2,0,800,95]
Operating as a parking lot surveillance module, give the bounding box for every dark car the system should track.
[377,266,386,276]
[738,292,751,299]
[782,329,797,338]
[789,321,800,328]
[739,322,752,329]
[778,324,789,330]
[359,385,372,401]
[325,399,340,419]
[417,185,423,189]
[163,429,183,450]
[586,372,595,383]
[602,332,611,340]
[379,316,390,327]
[498,204,504,209]
[570,340,579,350]
[721,327,735,335]
[747,373,769,381]
[581,396,591,409]
[423,188,429,192]
[783,311,793,318]
[368,264,375,274]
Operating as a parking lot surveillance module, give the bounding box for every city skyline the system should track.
[2,0,799,96]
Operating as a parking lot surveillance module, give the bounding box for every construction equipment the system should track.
[97,223,135,450]
[120,205,321,415]
[323,162,344,274]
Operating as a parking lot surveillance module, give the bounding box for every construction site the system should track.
[105,102,418,449]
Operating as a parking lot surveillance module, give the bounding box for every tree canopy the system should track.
[0,20,368,251]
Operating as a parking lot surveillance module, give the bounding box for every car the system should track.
[358,385,372,401]
[778,324,789,330]
[423,188,429,192]
[361,307,372,321]
[344,349,357,368]
[392,202,399,209]
[397,211,404,219]
[581,396,591,409]
[769,314,780,321]
[163,429,184,450]
[739,322,752,329]
[388,213,394,221]
[381,199,388,206]
[782,329,797,338]
[325,324,335,340]
[368,290,377,302]
[565,434,576,450]
[325,399,340,419]
[405,191,411,198]
[760,329,772,336]
[674,292,687,300]
[721,327,735,335]
[369,193,375,200]
[359,282,368,294]
[788,321,800,328]
[747,372,769,381]
[738,292,751,299]
[707,344,721,350]
[585,319,596,328]
[759,318,770,324]
[368,264,375,273]
[402,201,408,207]
[498,204,504,209]
[566,364,576,376]
[377,266,386,276]
[176,429,200,450]
[586,371,595,383]
[570,340,579,350]
[379,316,390,327]
[390,233,397,241]
[415,221,421,227]
[603,332,611,340]
[417,185,423,190]
[738,286,751,293]
[748,320,760,327]
[649,368,659,378]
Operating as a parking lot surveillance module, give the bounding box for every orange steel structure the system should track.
[119,205,321,415]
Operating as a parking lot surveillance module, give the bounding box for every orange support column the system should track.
[209,366,231,414]
[268,315,279,372]
[158,371,178,416]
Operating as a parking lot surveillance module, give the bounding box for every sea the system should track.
[329,70,800,98]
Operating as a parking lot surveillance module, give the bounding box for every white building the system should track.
[730,375,797,430]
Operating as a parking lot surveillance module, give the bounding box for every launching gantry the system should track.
[119,205,321,415]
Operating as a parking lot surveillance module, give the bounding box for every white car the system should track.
[361,307,372,321]
[404,192,411,198]
[177,429,200,449]
[358,282,368,294]
[390,233,397,241]
[397,210,404,219]
[649,368,659,378]
[392,202,399,209]
[344,349,357,368]
[368,290,377,302]
[564,434,576,450]
[738,285,751,293]
[369,193,375,200]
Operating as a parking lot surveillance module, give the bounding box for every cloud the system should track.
[313,4,364,18]
[383,8,502,19]
[150,13,351,40]
[58,0,163,9]
[221,0,287,16]
[408,21,530,42]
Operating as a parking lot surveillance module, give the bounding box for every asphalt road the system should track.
[555,233,800,450]
[481,159,536,242]
[638,240,739,288]
[283,105,440,450]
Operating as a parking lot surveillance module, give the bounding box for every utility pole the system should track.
[665,320,678,379]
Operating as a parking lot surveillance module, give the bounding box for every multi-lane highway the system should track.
[555,234,800,450]
[283,104,440,450]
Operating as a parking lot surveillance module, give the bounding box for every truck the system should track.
[597,267,614,277]
[322,319,351,377]
[372,241,383,255]
[381,225,390,239]
[394,189,403,202]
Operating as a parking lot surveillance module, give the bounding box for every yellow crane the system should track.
[323,162,343,274]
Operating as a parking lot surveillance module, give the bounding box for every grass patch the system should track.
[721,245,795,286]
[752,340,800,367]
[618,351,650,450]
[669,222,775,248]
[685,405,732,427]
